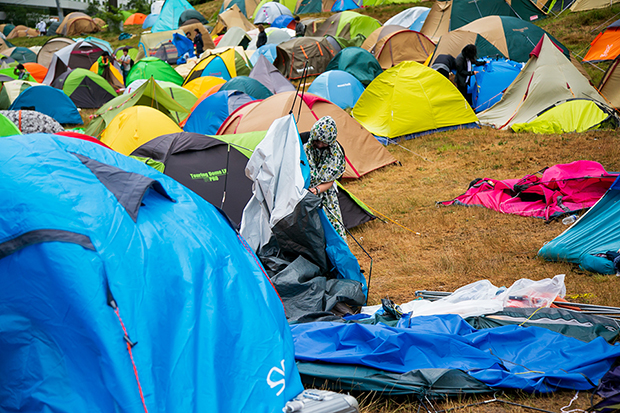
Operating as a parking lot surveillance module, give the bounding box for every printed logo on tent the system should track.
[601,44,613,58]
[267,359,286,396]
[190,168,228,182]
[296,66,314,73]
[512,27,528,33]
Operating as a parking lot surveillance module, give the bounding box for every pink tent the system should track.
[439,160,617,220]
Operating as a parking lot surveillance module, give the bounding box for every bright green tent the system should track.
[85,77,188,137]
[126,57,184,86]
[152,80,197,117]
[312,11,381,40]
[511,99,617,134]
[62,68,118,109]
[352,61,478,140]
[0,112,21,136]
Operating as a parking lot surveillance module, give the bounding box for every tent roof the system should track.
[127,57,184,86]
[152,0,195,32]
[213,4,256,34]
[248,54,296,93]
[326,46,383,86]
[599,57,620,109]
[9,85,82,125]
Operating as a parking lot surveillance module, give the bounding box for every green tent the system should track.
[114,46,139,62]
[326,47,382,86]
[2,24,15,37]
[312,11,381,40]
[125,57,184,86]
[61,68,118,109]
[0,112,21,136]
[220,76,273,100]
[120,10,134,21]
[85,77,188,137]
[511,99,618,134]
[151,80,197,119]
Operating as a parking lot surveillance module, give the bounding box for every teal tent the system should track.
[152,0,195,32]
[326,47,382,86]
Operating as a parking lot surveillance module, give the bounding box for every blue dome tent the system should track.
[184,90,255,135]
[9,85,83,124]
[307,70,365,109]
[0,134,303,412]
[152,0,195,32]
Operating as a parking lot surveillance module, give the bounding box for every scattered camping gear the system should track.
[57,68,118,109]
[152,0,195,32]
[254,2,294,24]
[310,11,381,40]
[274,37,337,79]
[100,105,182,155]
[307,70,365,109]
[352,61,478,142]
[583,19,620,63]
[326,47,383,86]
[0,110,64,133]
[9,85,82,125]
[599,55,620,109]
[183,90,256,135]
[439,160,617,220]
[86,78,189,137]
[36,37,75,68]
[249,54,296,93]
[124,12,147,26]
[539,174,620,275]
[384,7,430,31]
[511,99,618,133]
[0,133,304,412]
[126,57,184,86]
[218,91,398,178]
[56,12,100,37]
[478,35,610,130]
[220,75,273,99]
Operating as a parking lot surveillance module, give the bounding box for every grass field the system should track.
[8,3,620,412]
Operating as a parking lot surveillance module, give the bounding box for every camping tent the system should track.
[274,37,337,79]
[365,28,435,69]
[56,12,100,37]
[0,112,20,136]
[217,27,252,49]
[143,13,159,28]
[136,29,185,61]
[0,110,64,133]
[152,0,195,32]
[9,85,82,125]
[218,91,398,178]
[89,60,124,90]
[58,68,118,109]
[0,80,41,110]
[126,57,184,86]
[352,61,478,141]
[220,0,262,17]
[6,25,39,39]
[213,5,256,35]
[100,105,182,154]
[37,37,74,68]
[42,40,105,85]
[249,54,296,93]
[583,19,620,62]
[124,12,147,26]
[311,11,381,40]
[183,90,256,135]
[22,63,47,83]
[599,56,620,109]
[0,24,15,37]
[478,35,609,130]
[179,9,208,26]
[184,76,228,97]
[570,0,620,11]
[472,58,524,112]
[125,79,198,115]
[184,48,251,84]
[254,2,294,24]
[307,70,365,109]
[271,15,296,29]
[430,16,568,65]
[420,0,546,42]
[220,76,273,99]
[248,27,293,50]
[326,47,383,86]
[0,133,303,412]
[384,7,430,31]
[85,78,189,137]
[1,47,36,64]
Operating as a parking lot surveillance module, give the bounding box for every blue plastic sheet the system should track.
[291,315,620,393]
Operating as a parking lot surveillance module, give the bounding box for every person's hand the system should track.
[309,187,318,195]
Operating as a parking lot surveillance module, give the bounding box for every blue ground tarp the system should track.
[291,314,620,393]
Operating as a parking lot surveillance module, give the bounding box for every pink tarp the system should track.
[439,161,617,220]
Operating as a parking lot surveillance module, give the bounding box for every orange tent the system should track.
[583,21,620,62]
[124,13,147,26]
[23,63,47,83]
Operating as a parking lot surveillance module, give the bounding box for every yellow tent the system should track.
[352,61,478,140]
[100,106,182,155]
[183,76,227,97]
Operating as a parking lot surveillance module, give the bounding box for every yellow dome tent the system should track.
[352,61,478,140]
[183,76,227,97]
[101,106,182,155]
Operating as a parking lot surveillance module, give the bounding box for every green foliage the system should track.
[86,0,102,17]
[2,5,47,27]
[124,0,151,14]
[99,5,124,33]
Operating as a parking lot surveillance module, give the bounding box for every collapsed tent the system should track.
[152,0,195,32]
[364,28,435,69]
[599,56,620,109]
[218,91,398,178]
[126,57,184,86]
[85,78,188,137]
[583,19,620,63]
[439,161,617,220]
[9,85,82,125]
[478,35,610,129]
[420,0,546,42]
[538,173,620,274]
[183,90,256,135]
[240,114,367,322]
[37,37,75,68]
[384,7,430,31]
[249,54,296,93]
[511,99,618,133]
[184,48,251,84]
[352,61,478,141]
[56,12,100,37]
[307,70,365,109]
[57,68,118,109]
[100,105,182,155]
[0,133,303,412]
[326,47,383,86]
[274,37,337,79]
[310,11,381,40]
[220,76,273,99]
[0,110,64,134]
[430,16,568,65]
